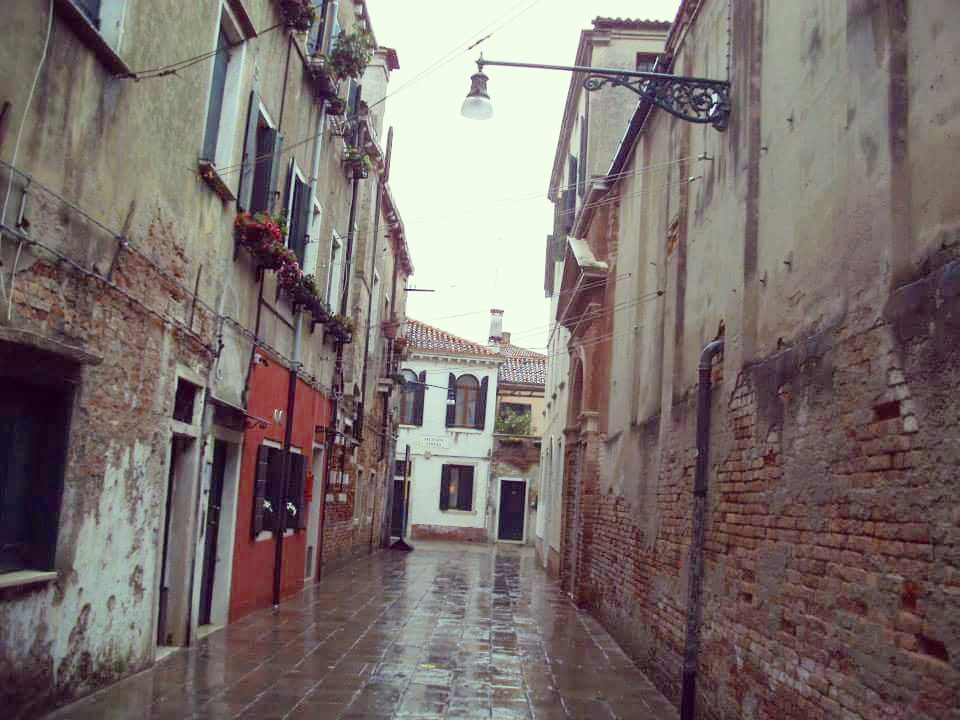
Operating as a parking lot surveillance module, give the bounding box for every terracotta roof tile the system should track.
[499,345,546,387]
[404,319,500,358]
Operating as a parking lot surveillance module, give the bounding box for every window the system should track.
[636,53,659,73]
[0,370,73,573]
[285,161,311,267]
[73,0,126,51]
[368,272,381,357]
[398,369,424,426]
[201,6,246,174]
[326,230,345,311]
[394,459,411,478]
[440,465,474,512]
[446,374,488,429]
[303,197,324,276]
[577,116,588,198]
[251,446,306,537]
[237,94,283,214]
[306,0,331,55]
[563,154,577,233]
[496,402,532,436]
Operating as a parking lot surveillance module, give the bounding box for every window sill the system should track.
[449,426,485,433]
[441,509,476,515]
[198,161,236,202]
[54,0,132,76]
[0,570,58,591]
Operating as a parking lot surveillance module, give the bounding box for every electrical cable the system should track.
[119,22,285,81]
[365,0,544,112]
[213,0,545,179]
[1,0,53,309]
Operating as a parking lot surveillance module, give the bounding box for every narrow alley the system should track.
[46,543,676,720]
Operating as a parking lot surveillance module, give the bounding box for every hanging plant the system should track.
[325,27,374,80]
[278,0,316,32]
[234,212,294,270]
[326,313,354,342]
[342,145,373,178]
[326,96,347,116]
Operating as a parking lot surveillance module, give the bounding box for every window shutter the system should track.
[413,371,426,426]
[287,453,308,529]
[266,447,286,532]
[237,91,261,211]
[294,180,311,266]
[445,373,456,427]
[439,465,450,510]
[477,376,489,430]
[460,468,474,511]
[251,445,270,537]
[267,132,285,215]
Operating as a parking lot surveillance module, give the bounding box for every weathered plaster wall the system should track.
[562,0,960,718]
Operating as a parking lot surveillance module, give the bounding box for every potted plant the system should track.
[325,28,374,81]
[326,313,354,342]
[234,211,293,270]
[278,0,316,31]
[392,336,408,357]
[326,96,347,116]
[342,145,373,178]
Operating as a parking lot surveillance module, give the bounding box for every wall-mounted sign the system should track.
[419,435,449,450]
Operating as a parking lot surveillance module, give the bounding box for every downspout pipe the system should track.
[273,310,303,606]
[680,339,724,720]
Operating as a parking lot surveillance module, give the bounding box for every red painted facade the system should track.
[229,353,332,621]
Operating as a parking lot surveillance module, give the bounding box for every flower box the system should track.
[326,313,354,343]
[278,0,316,32]
[305,57,339,101]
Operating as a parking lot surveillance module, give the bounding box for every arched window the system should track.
[446,373,488,429]
[398,369,424,426]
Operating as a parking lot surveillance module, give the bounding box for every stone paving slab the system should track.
[46,542,677,719]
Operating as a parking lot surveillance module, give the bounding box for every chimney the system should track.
[500,332,511,346]
[489,309,504,345]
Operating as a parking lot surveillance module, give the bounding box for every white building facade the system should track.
[393,321,501,543]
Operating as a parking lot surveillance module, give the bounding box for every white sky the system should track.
[364,0,681,353]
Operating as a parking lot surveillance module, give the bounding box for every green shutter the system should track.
[251,445,270,537]
[445,373,456,427]
[459,467,474,511]
[477,377,489,430]
[439,465,450,510]
[414,370,426,425]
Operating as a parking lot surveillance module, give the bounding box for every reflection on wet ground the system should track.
[47,542,676,719]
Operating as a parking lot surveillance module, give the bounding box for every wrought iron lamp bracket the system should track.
[474,56,731,131]
[582,73,730,130]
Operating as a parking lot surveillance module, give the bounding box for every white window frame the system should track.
[368,271,381,357]
[201,1,247,171]
[326,230,344,310]
[303,197,324,277]
[98,0,127,51]
[285,160,309,256]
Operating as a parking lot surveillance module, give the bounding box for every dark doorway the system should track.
[497,480,526,541]
[390,479,409,537]
[199,439,227,626]
[158,437,187,646]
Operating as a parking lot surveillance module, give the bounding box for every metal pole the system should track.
[273,310,303,607]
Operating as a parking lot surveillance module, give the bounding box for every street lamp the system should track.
[461,54,731,131]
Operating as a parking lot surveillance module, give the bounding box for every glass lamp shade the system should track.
[461,71,493,120]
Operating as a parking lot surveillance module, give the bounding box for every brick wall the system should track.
[564,260,960,719]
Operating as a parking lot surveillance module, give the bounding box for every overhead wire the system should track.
[119,22,285,80]
[213,0,545,179]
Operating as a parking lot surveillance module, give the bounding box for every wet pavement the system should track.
[47,542,676,719]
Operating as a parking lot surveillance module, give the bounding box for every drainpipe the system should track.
[272,309,303,606]
[317,143,363,579]
[680,339,724,720]
[358,127,391,442]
